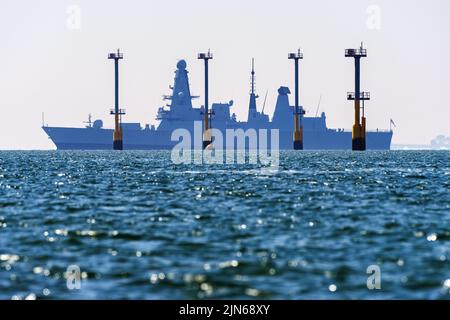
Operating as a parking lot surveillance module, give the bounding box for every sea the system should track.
[0,150,449,299]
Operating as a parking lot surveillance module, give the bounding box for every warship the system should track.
[42,57,392,150]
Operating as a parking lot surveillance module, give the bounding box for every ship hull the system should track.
[43,126,392,150]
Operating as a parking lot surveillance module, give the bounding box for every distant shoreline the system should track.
[392,144,448,150]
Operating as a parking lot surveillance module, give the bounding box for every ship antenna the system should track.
[83,113,93,128]
[251,58,255,95]
[314,94,322,118]
[262,89,268,114]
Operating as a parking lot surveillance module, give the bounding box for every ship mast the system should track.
[251,58,255,95]
[247,58,259,122]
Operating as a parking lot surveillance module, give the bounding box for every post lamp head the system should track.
[198,50,213,60]
[345,43,367,57]
[108,48,124,60]
[288,49,303,60]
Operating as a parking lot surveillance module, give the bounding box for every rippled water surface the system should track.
[0,151,449,299]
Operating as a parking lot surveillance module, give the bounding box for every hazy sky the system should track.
[1,0,449,149]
